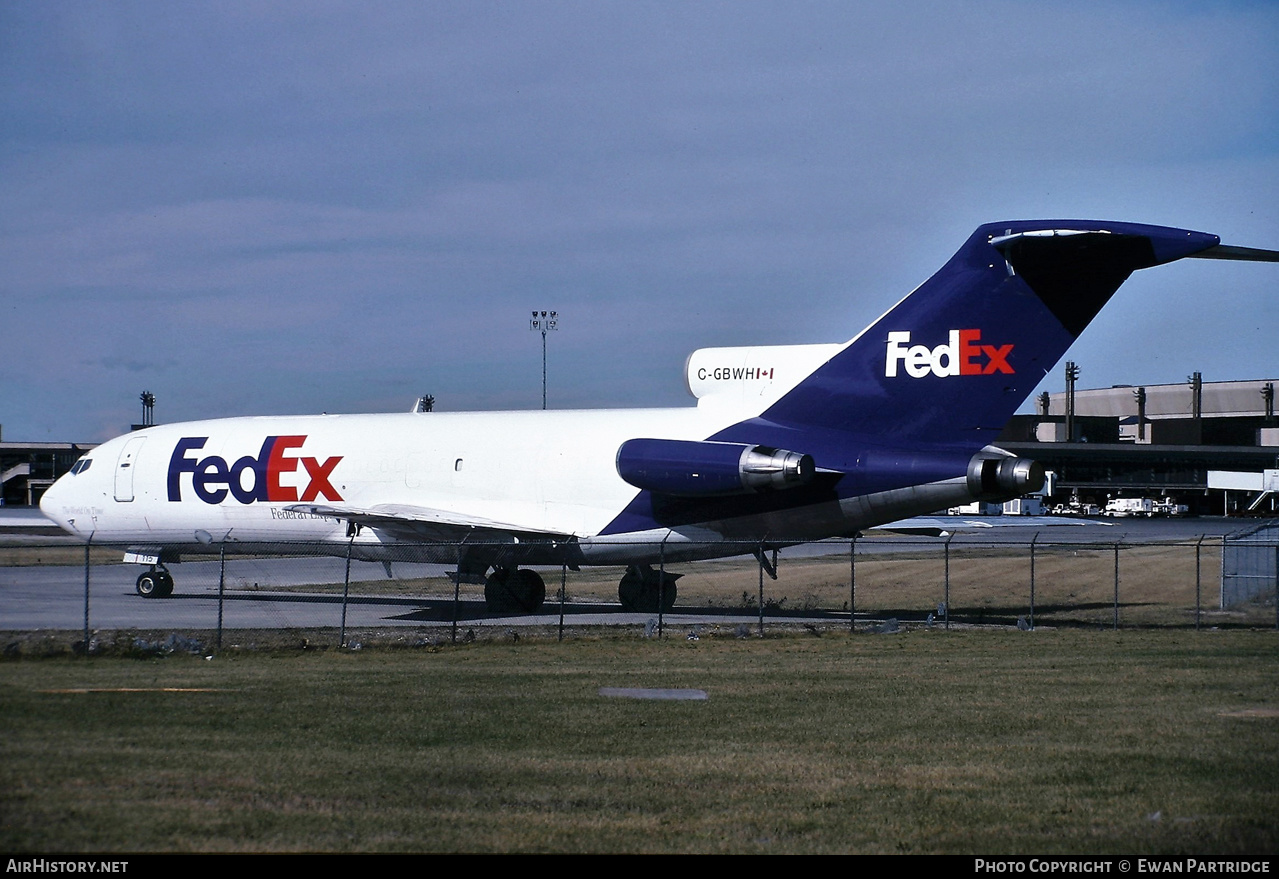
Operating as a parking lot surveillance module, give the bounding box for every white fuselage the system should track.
[47,341,967,565]
[39,399,984,569]
[40,405,779,556]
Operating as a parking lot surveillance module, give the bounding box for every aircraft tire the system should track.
[137,569,175,598]
[136,571,162,598]
[484,567,546,614]
[618,564,678,613]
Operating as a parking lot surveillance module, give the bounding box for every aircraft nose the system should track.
[39,473,75,533]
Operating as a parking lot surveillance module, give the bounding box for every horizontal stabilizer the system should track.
[1188,244,1279,262]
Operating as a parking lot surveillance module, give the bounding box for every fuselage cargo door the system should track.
[113,436,147,502]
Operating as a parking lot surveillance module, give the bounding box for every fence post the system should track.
[1274,543,1278,631]
[452,544,462,645]
[1195,535,1205,631]
[558,563,567,643]
[1113,542,1121,631]
[1220,535,1226,611]
[216,543,226,649]
[82,533,92,651]
[1029,532,1038,631]
[849,537,856,635]
[943,534,952,630]
[658,536,668,640]
[757,541,766,637]
[339,535,353,647]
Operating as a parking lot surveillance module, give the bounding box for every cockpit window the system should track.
[70,458,93,475]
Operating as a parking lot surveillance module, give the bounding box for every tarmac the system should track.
[0,507,1259,634]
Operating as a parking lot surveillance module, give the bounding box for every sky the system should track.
[2,1,1277,442]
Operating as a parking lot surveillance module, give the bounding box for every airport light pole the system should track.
[1188,371,1203,421]
[140,391,156,427]
[529,310,558,409]
[1064,361,1079,442]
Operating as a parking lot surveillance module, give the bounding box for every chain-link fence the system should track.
[1223,520,1279,608]
[2,533,1276,654]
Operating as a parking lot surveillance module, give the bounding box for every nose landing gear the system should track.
[136,567,174,598]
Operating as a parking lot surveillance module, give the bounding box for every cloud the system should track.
[0,1,1275,440]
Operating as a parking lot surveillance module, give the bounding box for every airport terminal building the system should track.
[0,430,97,508]
[998,377,1278,515]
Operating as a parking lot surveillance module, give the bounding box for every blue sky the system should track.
[2,1,1276,441]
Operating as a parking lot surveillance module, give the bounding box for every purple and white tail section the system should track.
[601,221,1235,538]
[755,221,1221,447]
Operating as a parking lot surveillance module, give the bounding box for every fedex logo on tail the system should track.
[885,330,1014,378]
[168,436,343,504]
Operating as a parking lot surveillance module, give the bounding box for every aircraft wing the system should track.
[285,502,574,544]
[871,515,1112,537]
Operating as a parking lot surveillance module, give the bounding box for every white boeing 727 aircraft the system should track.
[40,220,1278,612]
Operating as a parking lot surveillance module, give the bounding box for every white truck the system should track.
[1002,497,1045,516]
[1104,497,1155,517]
[947,501,1004,515]
[1051,501,1100,516]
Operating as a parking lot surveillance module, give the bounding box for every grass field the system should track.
[1,629,1276,854]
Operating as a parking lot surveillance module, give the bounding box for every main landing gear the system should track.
[484,566,547,614]
[618,564,679,613]
[136,566,174,598]
[481,564,680,614]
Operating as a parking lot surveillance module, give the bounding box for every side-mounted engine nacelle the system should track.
[617,438,816,497]
[967,454,1046,501]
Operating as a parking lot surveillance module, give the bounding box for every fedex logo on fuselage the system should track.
[884,330,1014,378]
[168,436,343,504]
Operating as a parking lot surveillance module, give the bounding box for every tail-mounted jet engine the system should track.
[967,454,1045,501]
[617,438,815,496]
